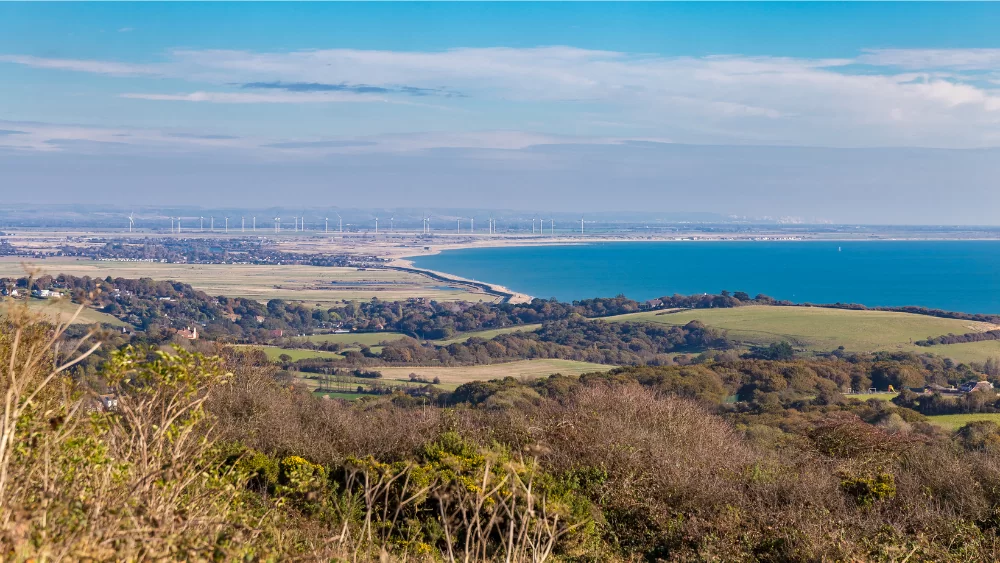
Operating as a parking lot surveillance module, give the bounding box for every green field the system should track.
[919,341,1000,365]
[432,324,542,345]
[925,413,1000,431]
[235,345,345,361]
[608,306,1000,364]
[1,298,127,327]
[296,332,408,346]
[848,392,899,402]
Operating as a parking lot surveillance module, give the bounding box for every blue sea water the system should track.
[411,241,1000,314]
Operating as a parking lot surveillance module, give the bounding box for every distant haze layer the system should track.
[3,143,998,225]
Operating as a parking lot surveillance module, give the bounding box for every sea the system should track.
[411,241,1000,315]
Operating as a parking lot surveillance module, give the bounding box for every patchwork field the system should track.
[0,257,482,304]
[375,359,612,386]
[608,306,1000,364]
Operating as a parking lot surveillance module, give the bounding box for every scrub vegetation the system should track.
[9,304,1000,560]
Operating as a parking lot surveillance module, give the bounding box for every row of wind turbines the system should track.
[127,213,589,235]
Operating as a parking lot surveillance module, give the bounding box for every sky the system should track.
[3,2,1000,224]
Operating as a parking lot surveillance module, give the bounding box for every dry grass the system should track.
[375,359,611,386]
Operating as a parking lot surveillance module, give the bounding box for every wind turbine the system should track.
[241,216,245,233]
[580,216,584,235]
[374,217,379,235]
[470,217,475,233]
[200,216,204,231]
[337,213,343,234]
[170,217,174,233]
[325,217,329,233]
[210,216,215,231]
[252,216,256,232]
[225,217,229,233]
[456,218,461,234]
[177,217,181,233]
[550,218,554,236]
[531,217,535,235]
[128,212,135,233]
[274,217,280,233]
[390,216,394,232]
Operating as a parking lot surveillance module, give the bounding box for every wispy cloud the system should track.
[241,81,463,97]
[263,140,378,149]
[0,119,664,157]
[120,91,389,104]
[859,48,1000,71]
[0,120,261,153]
[0,54,156,76]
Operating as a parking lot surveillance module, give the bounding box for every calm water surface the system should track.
[412,241,1000,314]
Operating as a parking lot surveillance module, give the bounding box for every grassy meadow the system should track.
[925,413,1000,431]
[847,392,899,402]
[609,306,1000,364]
[431,324,543,345]
[0,257,482,304]
[1,298,126,327]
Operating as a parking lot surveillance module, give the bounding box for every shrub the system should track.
[840,473,897,507]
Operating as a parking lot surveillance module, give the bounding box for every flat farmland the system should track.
[0,257,482,304]
[375,359,611,387]
[607,306,999,363]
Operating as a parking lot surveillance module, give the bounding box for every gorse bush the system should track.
[0,305,242,559]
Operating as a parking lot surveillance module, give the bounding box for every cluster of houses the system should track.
[0,287,67,299]
[930,380,996,395]
[856,380,996,396]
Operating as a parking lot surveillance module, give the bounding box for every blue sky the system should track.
[4,2,1000,223]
